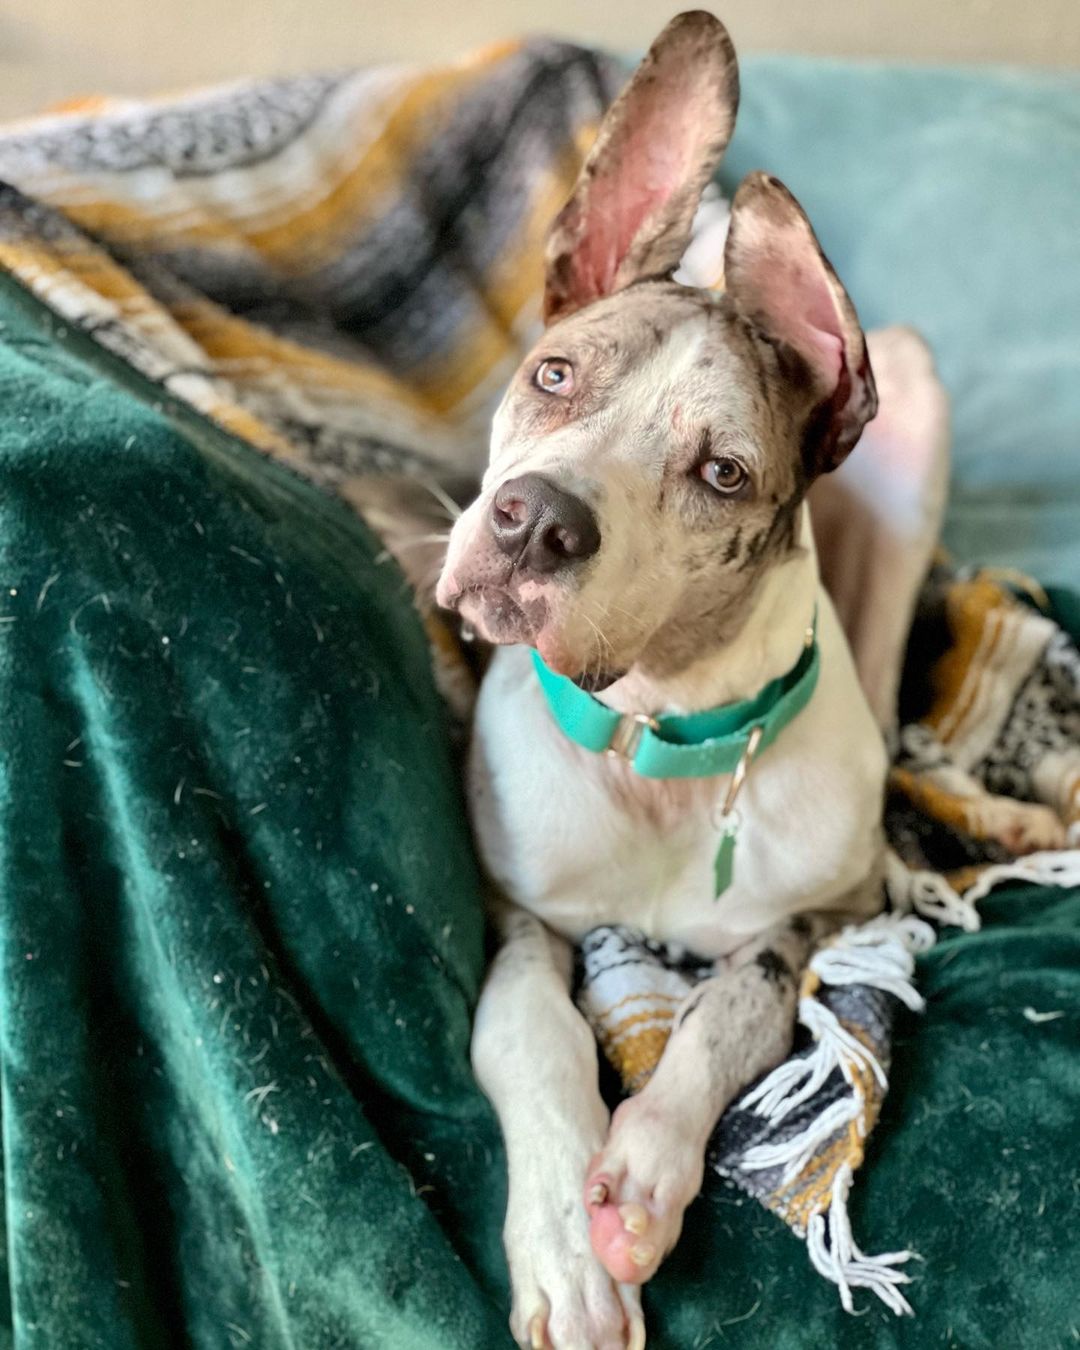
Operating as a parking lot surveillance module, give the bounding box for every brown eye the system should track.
[699,457,748,495]
[534,358,574,396]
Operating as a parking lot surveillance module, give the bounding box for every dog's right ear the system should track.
[543,11,739,324]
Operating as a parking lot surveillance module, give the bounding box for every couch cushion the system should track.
[722,57,1080,584]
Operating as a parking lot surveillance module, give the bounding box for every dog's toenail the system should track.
[630,1242,656,1267]
[619,1202,649,1235]
[588,1182,608,1206]
[529,1314,545,1348]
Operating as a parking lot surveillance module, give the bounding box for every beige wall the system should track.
[2,0,1078,122]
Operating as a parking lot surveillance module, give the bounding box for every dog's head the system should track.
[437,10,876,688]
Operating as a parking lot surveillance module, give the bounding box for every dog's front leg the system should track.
[584,919,822,1286]
[474,901,645,1350]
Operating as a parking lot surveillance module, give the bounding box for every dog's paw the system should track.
[969,796,1067,854]
[509,1262,644,1350]
[584,1097,704,1285]
[505,1196,644,1349]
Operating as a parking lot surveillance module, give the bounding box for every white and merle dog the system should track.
[434,12,909,1348]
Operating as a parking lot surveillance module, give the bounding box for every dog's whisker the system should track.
[595,603,636,625]
[582,600,620,655]
[415,477,465,523]
[386,531,452,553]
[591,596,648,641]
[580,611,617,687]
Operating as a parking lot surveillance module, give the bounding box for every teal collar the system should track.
[531,626,819,781]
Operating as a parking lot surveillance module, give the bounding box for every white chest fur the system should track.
[468,587,887,959]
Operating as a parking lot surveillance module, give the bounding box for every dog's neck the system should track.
[599,505,820,718]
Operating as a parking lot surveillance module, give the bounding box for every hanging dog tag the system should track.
[713,808,740,898]
[710,726,763,901]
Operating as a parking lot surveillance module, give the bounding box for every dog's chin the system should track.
[535,633,627,689]
[454,589,626,687]
[456,587,542,646]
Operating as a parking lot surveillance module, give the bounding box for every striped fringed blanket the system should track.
[0,42,621,492]
[1,46,1077,1319]
[578,565,1080,1314]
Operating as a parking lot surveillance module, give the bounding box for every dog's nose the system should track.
[491,474,601,574]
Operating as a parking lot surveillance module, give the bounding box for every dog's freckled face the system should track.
[437,10,874,691]
[438,284,826,685]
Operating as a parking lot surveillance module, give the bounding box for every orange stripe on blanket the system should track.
[245,44,521,270]
[405,134,594,413]
[924,578,1010,744]
[888,766,982,835]
[28,44,518,268]
[0,237,152,310]
[169,296,444,420]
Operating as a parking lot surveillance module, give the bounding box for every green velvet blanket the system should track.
[0,275,508,1350]
[1,48,1079,1350]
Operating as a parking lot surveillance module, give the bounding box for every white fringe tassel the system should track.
[810,915,933,1007]
[736,914,934,1314]
[885,846,1080,930]
[738,996,881,1137]
[885,848,982,931]
[807,1165,915,1317]
[959,848,1080,902]
[740,914,932,1134]
[735,854,1080,1314]
[740,1093,864,1183]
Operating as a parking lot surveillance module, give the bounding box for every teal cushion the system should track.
[721,57,1080,583]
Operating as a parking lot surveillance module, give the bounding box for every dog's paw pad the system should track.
[584,1176,665,1284]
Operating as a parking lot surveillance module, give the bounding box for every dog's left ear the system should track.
[543,11,739,324]
[725,171,877,474]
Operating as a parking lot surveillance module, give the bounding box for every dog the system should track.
[435,12,897,1348]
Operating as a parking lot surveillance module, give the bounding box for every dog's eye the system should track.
[534,358,574,395]
[699,457,748,495]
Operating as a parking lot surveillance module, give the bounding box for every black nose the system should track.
[490,474,601,574]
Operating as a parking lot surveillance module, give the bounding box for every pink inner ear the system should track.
[749,246,845,390]
[575,90,701,300]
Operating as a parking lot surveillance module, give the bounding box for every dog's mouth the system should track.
[455,585,543,646]
[450,584,626,687]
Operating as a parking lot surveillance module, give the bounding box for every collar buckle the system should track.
[606,711,660,763]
